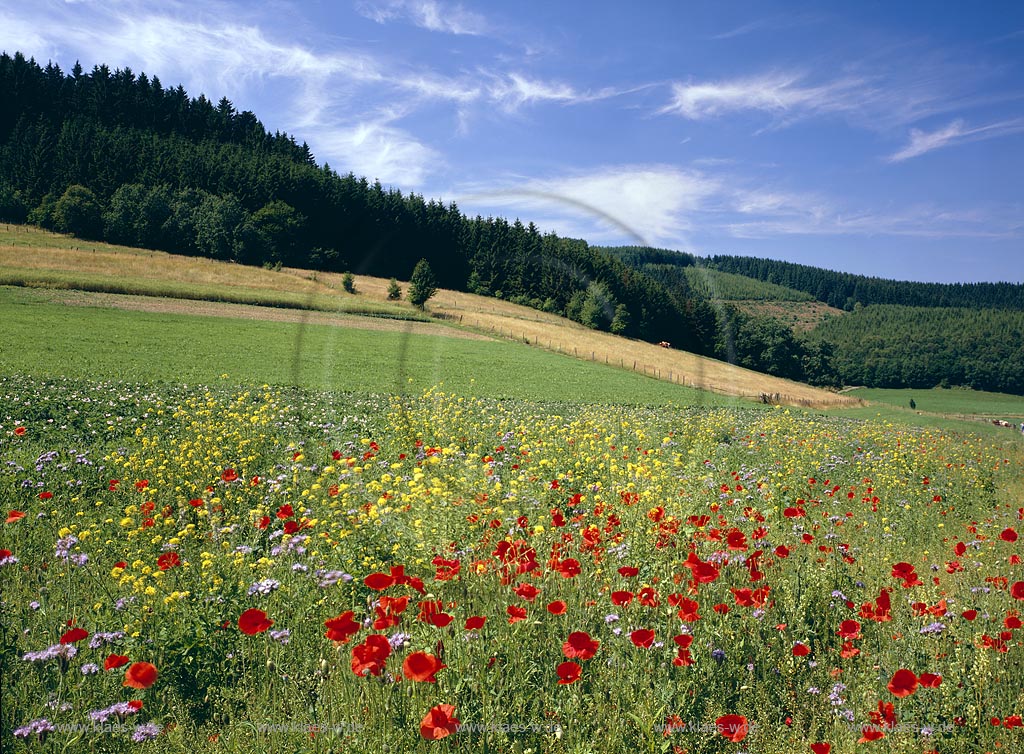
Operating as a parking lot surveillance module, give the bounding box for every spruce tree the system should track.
[408,259,437,309]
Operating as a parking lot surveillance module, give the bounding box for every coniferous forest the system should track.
[2,51,1022,395]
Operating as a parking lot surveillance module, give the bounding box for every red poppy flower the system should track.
[123,662,158,689]
[792,642,810,657]
[5,510,25,523]
[1000,527,1018,543]
[238,608,273,635]
[618,566,639,577]
[963,609,978,620]
[630,629,655,648]
[1011,581,1024,601]
[105,654,130,670]
[507,605,527,624]
[840,641,860,658]
[402,651,445,683]
[514,583,540,602]
[555,558,581,578]
[14,426,26,436]
[774,544,790,558]
[325,611,360,643]
[858,727,885,743]
[563,631,599,660]
[837,619,862,639]
[556,661,582,684]
[869,700,896,728]
[156,552,180,570]
[918,672,942,688]
[611,590,634,606]
[638,587,661,607]
[417,600,454,627]
[60,627,88,644]
[420,704,460,740]
[810,744,831,754]
[694,560,721,583]
[221,468,239,483]
[676,598,701,622]
[465,616,486,630]
[351,634,391,677]
[716,714,748,743]
[887,669,918,697]
[38,491,52,500]
[547,600,567,615]
[276,504,293,520]
[673,634,694,649]
[188,498,203,508]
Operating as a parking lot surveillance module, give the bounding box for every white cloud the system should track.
[454,164,1018,248]
[484,73,639,113]
[458,166,721,246]
[357,0,488,36]
[0,12,55,57]
[659,55,1018,136]
[887,118,1024,162]
[310,118,441,187]
[725,189,1017,240]
[660,72,866,121]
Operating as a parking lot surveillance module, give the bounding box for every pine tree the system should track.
[408,259,437,309]
[387,278,402,300]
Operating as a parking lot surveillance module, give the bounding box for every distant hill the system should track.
[707,254,1024,310]
[601,244,1024,395]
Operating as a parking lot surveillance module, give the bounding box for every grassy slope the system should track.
[0,224,857,408]
[848,387,1024,421]
[0,286,736,406]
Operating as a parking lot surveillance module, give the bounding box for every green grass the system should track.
[849,386,1024,421]
[0,286,735,407]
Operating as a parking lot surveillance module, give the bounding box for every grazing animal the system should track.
[657,341,671,349]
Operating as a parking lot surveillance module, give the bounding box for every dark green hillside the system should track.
[708,255,1024,310]
[809,305,1024,393]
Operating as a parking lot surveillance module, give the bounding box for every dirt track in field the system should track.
[43,288,496,341]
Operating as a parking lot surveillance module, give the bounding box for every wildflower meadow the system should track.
[1,374,1022,753]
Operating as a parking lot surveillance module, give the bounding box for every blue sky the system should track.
[3,0,1023,283]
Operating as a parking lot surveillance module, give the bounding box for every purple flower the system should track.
[13,718,55,740]
[247,579,281,596]
[388,632,411,650]
[23,644,77,663]
[89,701,140,723]
[88,631,125,649]
[80,663,100,675]
[132,722,162,742]
[269,629,291,645]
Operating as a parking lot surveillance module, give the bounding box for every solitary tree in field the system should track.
[408,259,437,309]
[387,278,402,300]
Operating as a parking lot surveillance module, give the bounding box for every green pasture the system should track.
[0,286,732,407]
[849,387,1024,421]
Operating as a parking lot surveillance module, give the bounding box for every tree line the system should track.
[706,254,1024,311]
[0,51,725,356]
